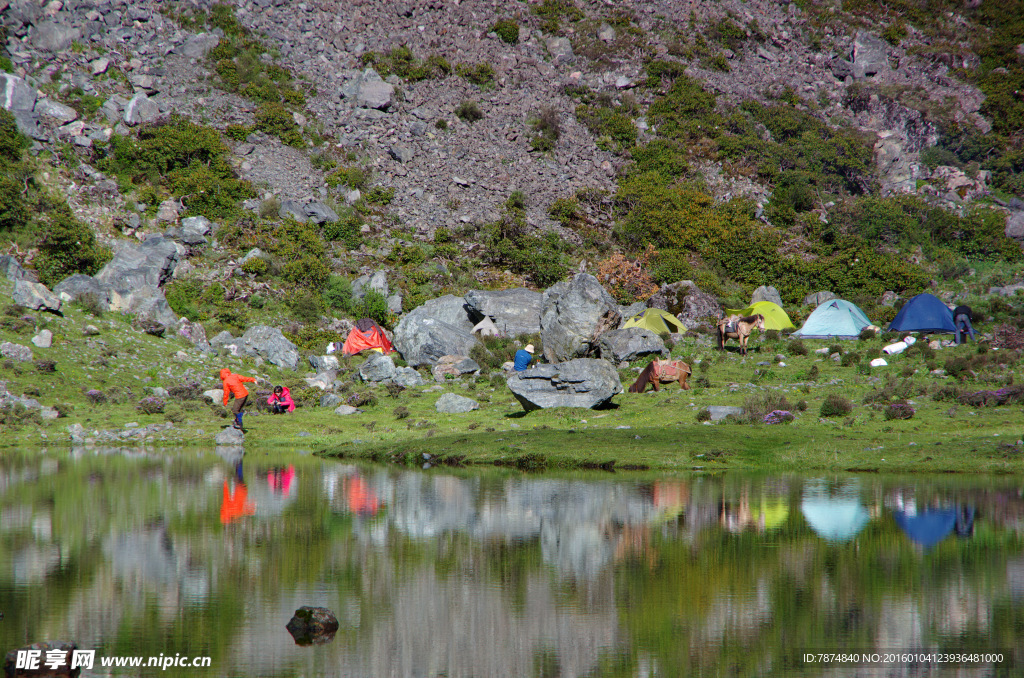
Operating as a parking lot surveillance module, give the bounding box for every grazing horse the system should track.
[716,313,765,355]
[628,359,692,393]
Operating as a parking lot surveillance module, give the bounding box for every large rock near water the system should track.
[286,606,339,646]
[506,358,623,411]
[393,295,476,367]
[597,327,667,363]
[464,288,543,336]
[540,274,621,363]
[648,281,723,327]
[239,326,300,370]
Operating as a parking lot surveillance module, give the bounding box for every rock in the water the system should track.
[393,295,477,367]
[239,326,300,370]
[597,327,667,363]
[359,352,396,382]
[751,285,784,308]
[540,274,621,363]
[708,406,744,421]
[435,392,479,413]
[804,291,837,307]
[1,342,33,362]
[31,329,52,348]
[431,355,480,382]
[464,288,543,336]
[12,280,62,313]
[392,366,425,388]
[334,404,360,415]
[506,358,623,411]
[215,427,244,445]
[286,606,340,645]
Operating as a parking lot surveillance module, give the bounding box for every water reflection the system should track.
[1,449,1022,676]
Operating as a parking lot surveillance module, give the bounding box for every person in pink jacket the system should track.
[267,385,295,414]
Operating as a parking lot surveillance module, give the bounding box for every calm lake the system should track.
[1,447,1021,677]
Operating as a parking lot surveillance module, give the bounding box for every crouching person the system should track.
[267,385,295,414]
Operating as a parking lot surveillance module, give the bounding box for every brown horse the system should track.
[716,314,765,355]
[628,359,692,393]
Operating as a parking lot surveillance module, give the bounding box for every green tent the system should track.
[725,301,796,331]
[622,308,686,334]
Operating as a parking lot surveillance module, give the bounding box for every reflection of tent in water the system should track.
[246,470,299,518]
[894,506,973,548]
[346,476,382,516]
[801,480,870,542]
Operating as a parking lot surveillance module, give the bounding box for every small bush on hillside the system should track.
[456,100,484,122]
[325,165,369,189]
[455,62,495,86]
[884,402,915,420]
[360,46,451,81]
[167,381,203,401]
[840,352,860,367]
[743,392,792,423]
[33,204,112,286]
[820,394,853,417]
[787,339,808,356]
[254,101,303,147]
[137,397,166,414]
[492,18,519,44]
[529,106,561,152]
[531,0,583,33]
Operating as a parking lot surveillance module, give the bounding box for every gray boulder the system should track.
[305,370,337,390]
[334,405,360,415]
[96,237,179,290]
[30,21,80,51]
[804,291,837,307]
[464,288,543,336]
[178,32,221,58]
[1005,211,1024,241]
[707,406,744,421]
[304,201,339,225]
[392,366,426,388]
[352,270,389,302]
[279,199,307,222]
[286,606,340,645]
[31,329,52,348]
[359,352,396,382]
[545,36,575,65]
[0,255,36,282]
[239,326,300,370]
[618,301,647,324]
[393,296,477,366]
[209,331,235,349]
[123,92,161,125]
[597,327,667,363]
[215,427,245,445]
[432,355,480,382]
[1,342,33,362]
[851,32,891,80]
[0,73,39,136]
[12,280,62,313]
[435,393,479,414]
[177,319,210,351]
[389,144,414,163]
[309,355,340,372]
[320,393,342,408]
[540,274,621,363]
[355,69,394,110]
[34,98,78,123]
[506,358,623,411]
[647,281,722,327]
[181,216,212,235]
[751,285,784,308]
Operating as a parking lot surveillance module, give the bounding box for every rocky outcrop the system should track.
[751,285,784,308]
[238,326,300,370]
[359,352,396,382]
[464,288,543,337]
[803,291,837,307]
[647,281,722,328]
[352,270,389,302]
[431,355,480,382]
[506,359,622,411]
[540,274,620,363]
[435,393,480,413]
[1,342,33,362]
[12,280,62,313]
[0,255,37,282]
[596,328,667,363]
[96,237,179,290]
[215,427,245,445]
[393,295,477,367]
[286,606,340,646]
[392,366,426,388]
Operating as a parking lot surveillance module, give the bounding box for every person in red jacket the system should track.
[267,385,295,414]
[220,368,260,430]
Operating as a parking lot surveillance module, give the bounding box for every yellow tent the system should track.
[725,301,795,331]
[622,308,686,334]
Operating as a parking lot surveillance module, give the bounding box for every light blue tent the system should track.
[792,299,873,339]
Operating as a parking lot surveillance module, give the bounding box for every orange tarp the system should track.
[342,325,393,356]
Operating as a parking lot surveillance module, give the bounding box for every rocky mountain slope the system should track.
[1,0,1023,333]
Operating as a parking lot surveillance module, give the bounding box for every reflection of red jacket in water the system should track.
[346,476,381,515]
[221,482,256,524]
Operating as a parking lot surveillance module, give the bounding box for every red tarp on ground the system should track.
[341,318,393,356]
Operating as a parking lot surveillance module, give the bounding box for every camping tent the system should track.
[887,293,956,333]
[792,299,873,339]
[473,317,500,337]
[725,301,796,331]
[341,318,393,356]
[622,308,686,334]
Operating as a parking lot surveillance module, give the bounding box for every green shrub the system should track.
[33,205,112,286]
[287,291,324,322]
[0,109,29,163]
[324,275,354,312]
[254,102,304,147]
[325,165,370,189]
[323,211,362,249]
[485,196,568,287]
[529,106,560,152]
[820,394,853,417]
[224,124,253,141]
[361,46,451,81]
[364,186,395,205]
[241,257,268,276]
[787,339,808,356]
[492,18,519,44]
[360,289,391,328]
[456,100,484,122]
[576,104,636,150]
[531,0,583,33]
[165,279,207,321]
[455,62,495,87]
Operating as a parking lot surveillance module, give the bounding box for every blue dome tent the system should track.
[887,293,956,334]
[792,299,873,339]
